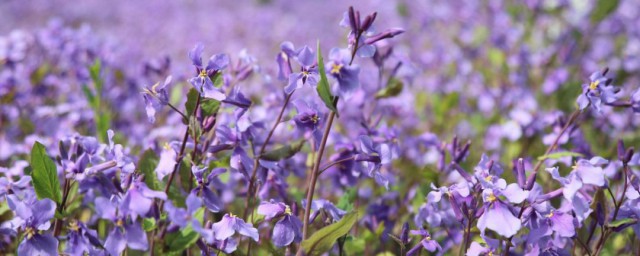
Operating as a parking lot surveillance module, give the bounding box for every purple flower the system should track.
[356,135,392,189]
[165,192,202,229]
[120,179,167,219]
[191,166,225,212]
[576,70,621,112]
[406,229,441,256]
[631,88,640,113]
[276,41,298,81]
[326,48,360,98]
[95,197,148,256]
[187,43,229,101]
[302,199,346,222]
[6,195,58,256]
[141,75,171,123]
[211,213,259,242]
[292,99,323,145]
[285,46,319,94]
[477,188,525,237]
[64,220,103,256]
[257,201,303,247]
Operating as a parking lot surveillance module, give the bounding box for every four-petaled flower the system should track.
[188,43,229,100]
[257,200,303,247]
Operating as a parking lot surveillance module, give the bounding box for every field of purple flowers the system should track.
[2,0,640,255]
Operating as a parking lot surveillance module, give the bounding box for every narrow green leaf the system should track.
[30,142,62,204]
[315,40,339,115]
[81,84,97,110]
[138,149,161,191]
[537,151,584,161]
[607,218,637,229]
[179,159,193,191]
[89,59,103,91]
[591,0,620,23]
[260,140,305,161]
[301,211,359,255]
[375,78,404,99]
[336,187,357,211]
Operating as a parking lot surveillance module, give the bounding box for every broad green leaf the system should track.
[143,218,157,231]
[537,151,584,161]
[30,142,62,204]
[301,211,359,255]
[138,149,161,191]
[185,88,199,117]
[166,225,200,255]
[375,77,404,99]
[336,187,357,211]
[260,140,305,161]
[591,0,620,23]
[200,98,221,117]
[315,40,339,114]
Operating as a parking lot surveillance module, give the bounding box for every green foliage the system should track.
[591,0,620,23]
[138,149,162,191]
[315,40,339,114]
[30,142,62,204]
[260,139,305,161]
[82,59,111,142]
[301,211,359,255]
[375,78,404,99]
[537,151,584,161]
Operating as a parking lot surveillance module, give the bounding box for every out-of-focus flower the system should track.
[141,75,172,123]
[576,69,621,112]
[406,229,441,255]
[211,213,259,242]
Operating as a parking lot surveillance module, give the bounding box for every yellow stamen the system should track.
[199,69,208,78]
[285,205,292,215]
[68,220,80,231]
[330,64,343,74]
[589,80,600,90]
[426,236,432,241]
[116,219,124,227]
[486,192,497,203]
[484,175,493,182]
[546,211,554,218]
[25,227,36,239]
[311,115,319,124]
[163,142,171,150]
[229,213,237,218]
[302,71,310,77]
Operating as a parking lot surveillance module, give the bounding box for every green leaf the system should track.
[179,159,193,191]
[336,187,357,212]
[607,218,637,229]
[260,140,305,161]
[375,78,404,99]
[487,47,506,67]
[315,40,339,115]
[185,88,199,117]
[143,218,157,231]
[301,211,359,255]
[89,59,103,91]
[30,142,62,204]
[166,225,200,255]
[537,151,584,161]
[138,149,162,191]
[81,84,97,110]
[200,98,221,117]
[591,0,620,23]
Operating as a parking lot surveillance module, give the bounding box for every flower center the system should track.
[426,236,432,241]
[68,220,80,231]
[199,69,208,78]
[330,64,343,74]
[116,219,124,227]
[486,192,497,203]
[302,70,310,77]
[25,227,36,240]
[589,80,600,90]
[546,211,554,218]
[229,213,237,218]
[285,205,292,215]
[311,114,319,124]
[484,175,493,182]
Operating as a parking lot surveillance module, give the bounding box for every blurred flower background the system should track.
[1,0,640,255]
